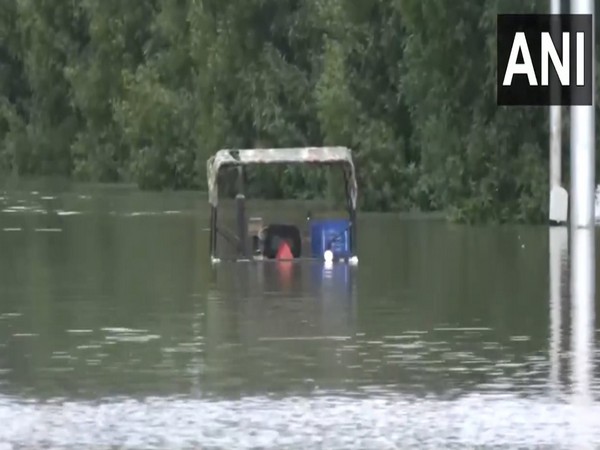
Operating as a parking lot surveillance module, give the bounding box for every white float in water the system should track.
[549,186,568,224]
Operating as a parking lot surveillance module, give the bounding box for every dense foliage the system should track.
[0,0,597,222]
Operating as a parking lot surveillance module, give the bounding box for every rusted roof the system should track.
[207,147,357,208]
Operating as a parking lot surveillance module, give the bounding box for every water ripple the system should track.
[0,394,597,449]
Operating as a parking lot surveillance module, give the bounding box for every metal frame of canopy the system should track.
[206,146,358,264]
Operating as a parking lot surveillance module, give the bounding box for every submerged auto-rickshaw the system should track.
[206,146,359,265]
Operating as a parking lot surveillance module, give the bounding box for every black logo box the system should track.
[497,14,593,106]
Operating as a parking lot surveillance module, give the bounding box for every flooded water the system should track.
[0,181,598,449]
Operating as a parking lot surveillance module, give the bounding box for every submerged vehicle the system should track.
[206,146,358,264]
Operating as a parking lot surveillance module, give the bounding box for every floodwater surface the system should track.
[0,181,598,449]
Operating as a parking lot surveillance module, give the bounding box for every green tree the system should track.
[0,0,568,223]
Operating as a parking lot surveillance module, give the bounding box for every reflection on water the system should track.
[549,226,568,396]
[0,183,598,448]
[570,227,596,448]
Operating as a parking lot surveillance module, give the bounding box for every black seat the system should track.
[262,224,302,259]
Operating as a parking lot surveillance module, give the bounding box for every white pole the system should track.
[549,0,569,224]
[550,106,562,188]
[568,6,595,446]
[550,0,562,189]
[570,0,596,228]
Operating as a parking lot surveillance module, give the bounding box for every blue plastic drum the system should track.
[310,219,351,259]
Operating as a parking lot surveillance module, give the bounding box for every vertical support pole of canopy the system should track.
[210,205,218,261]
[236,166,249,259]
[342,163,358,261]
[350,208,357,256]
[342,165,357,257]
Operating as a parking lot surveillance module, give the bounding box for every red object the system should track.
[276,241,293,259]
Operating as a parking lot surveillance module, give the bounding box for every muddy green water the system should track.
[0,182,598,449]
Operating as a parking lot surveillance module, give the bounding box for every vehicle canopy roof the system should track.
[206,146,357,208]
